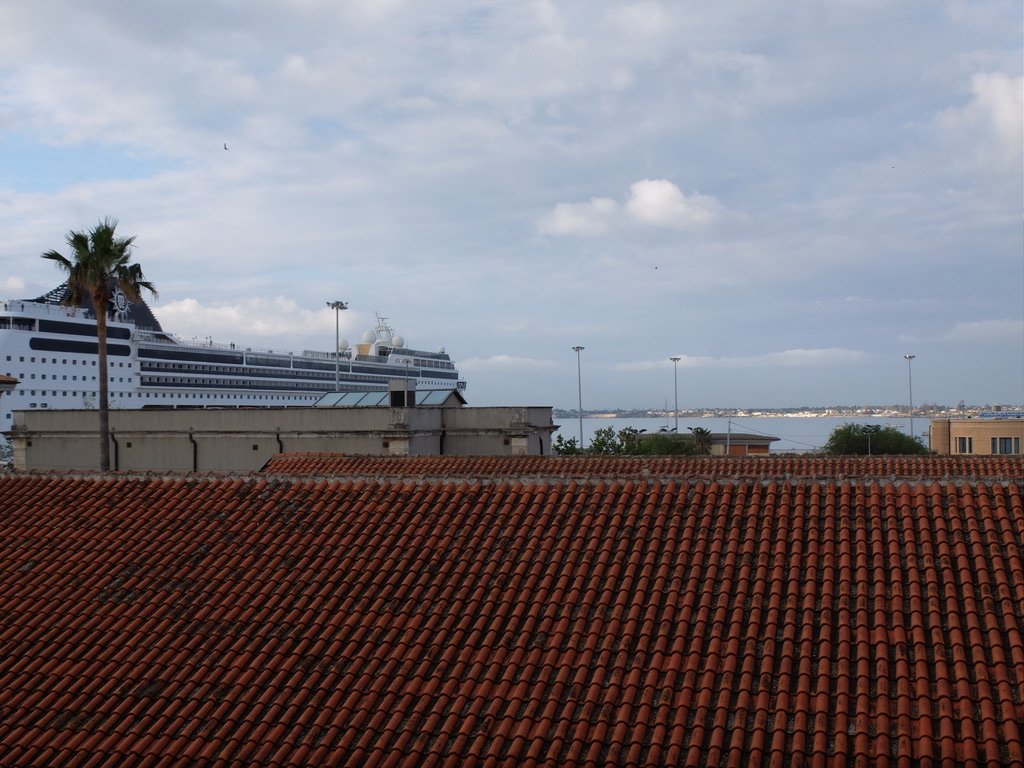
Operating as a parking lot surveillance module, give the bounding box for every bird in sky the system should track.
[224,142,229,150]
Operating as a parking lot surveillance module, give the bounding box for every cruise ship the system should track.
[0,284,466,431]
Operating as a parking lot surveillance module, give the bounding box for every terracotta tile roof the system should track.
[261,452,1024,482]
[0,467,1022,766]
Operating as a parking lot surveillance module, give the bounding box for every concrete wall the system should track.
[9,405,555,471]
[442,407,553,457]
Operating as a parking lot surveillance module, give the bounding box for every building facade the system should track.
[8,403,557,472]
[929,414,1024,456]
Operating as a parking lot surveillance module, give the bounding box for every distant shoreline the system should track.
[553,405,1006,420]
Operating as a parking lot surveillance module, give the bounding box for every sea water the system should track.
[553,416,921,453]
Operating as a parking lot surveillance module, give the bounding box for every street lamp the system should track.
[903,354,915,438]
[669,356,681,434]
[326,300,348,390]
[572,346,585,449]
[855,424,881,455]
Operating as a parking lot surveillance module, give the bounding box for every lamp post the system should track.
[855,424,881,455]
[572,346,585,449]
[326,301,348,390]
[669,356,681,434]
[903,354,915,439]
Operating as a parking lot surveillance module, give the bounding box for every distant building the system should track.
[709,431,778,455]
[930,413,1024,455]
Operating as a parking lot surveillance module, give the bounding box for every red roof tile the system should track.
[261,452,1024,482]
[0,466,1021,766]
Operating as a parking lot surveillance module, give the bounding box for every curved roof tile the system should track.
[0,463,1021,766]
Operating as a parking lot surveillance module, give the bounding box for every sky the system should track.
[1,0,1021,411]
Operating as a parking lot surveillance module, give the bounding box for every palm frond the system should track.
[41,219,157,306]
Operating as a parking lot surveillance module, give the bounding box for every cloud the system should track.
[970,73,1023,162]
[153,297,351,347]
[538,179,725,237]
[751,348,870,367]
[938,71,1023,170]
[920,319,1023,346]
[0,2,1020,408]
[536,197,618,236]
[625,179,725,230]
[0,277,26,294]
[459,354,557,371]
[613,348,869,371]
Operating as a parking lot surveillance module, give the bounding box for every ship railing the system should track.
[300,350,352,360]
[133,330,285,356]
[1,300,93,319]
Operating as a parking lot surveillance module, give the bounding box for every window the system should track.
[992,437,1021,455]
[956,436,973,454]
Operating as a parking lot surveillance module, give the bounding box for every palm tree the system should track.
[689,426,713,454]
[42,218,157,471]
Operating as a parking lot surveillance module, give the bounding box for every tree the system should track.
[822,423,928,455]
[588,426,623,455]
[42,219,157,471]
[552,434,582,455]
[637,433,700,456]
[688,426,713,454]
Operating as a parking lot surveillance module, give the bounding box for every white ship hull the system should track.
[0,289,466,432]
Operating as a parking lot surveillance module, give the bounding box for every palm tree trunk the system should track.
[94,299,111,471]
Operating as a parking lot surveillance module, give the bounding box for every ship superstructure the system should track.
[0,285,465,431]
